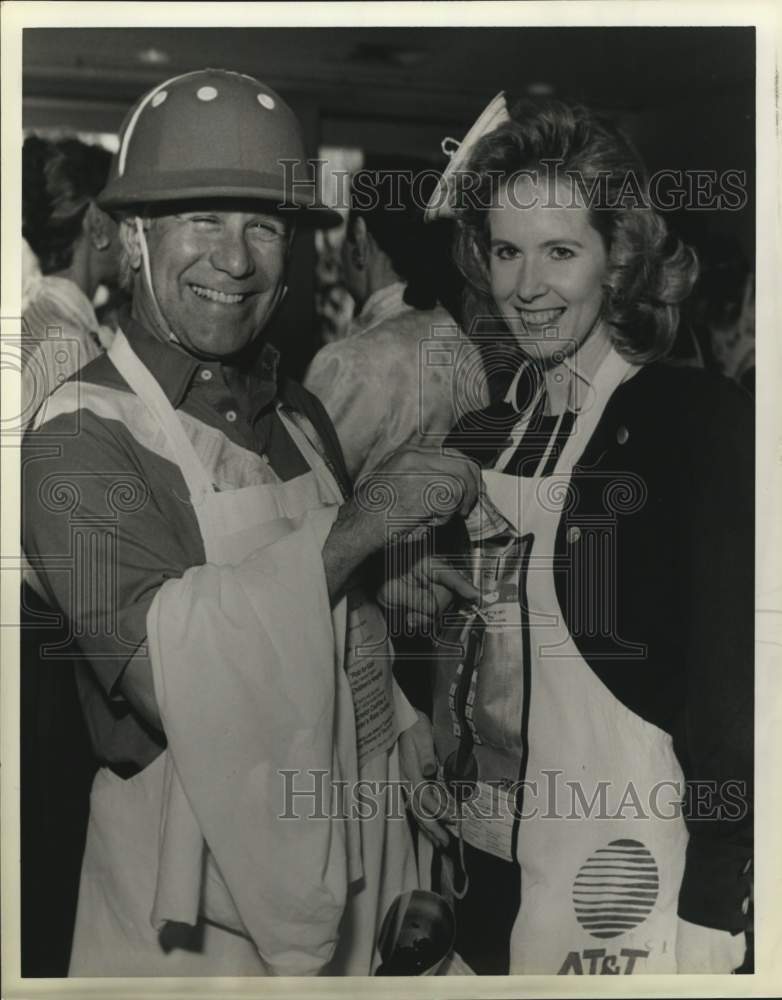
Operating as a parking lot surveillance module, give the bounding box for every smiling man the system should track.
[21,69,481,977]
[126,201,290,358]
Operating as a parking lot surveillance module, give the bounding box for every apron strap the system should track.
[553,349,638,475]
[277,406,344,505]
[481,350,640,532]
[108,328,214,503]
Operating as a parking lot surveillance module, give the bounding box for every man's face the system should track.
[140,204,289,358]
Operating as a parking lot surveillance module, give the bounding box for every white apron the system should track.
[431,350,689,975]
[69,331,416,976]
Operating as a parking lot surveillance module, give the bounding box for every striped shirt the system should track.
[22,311,339,767]
[21,276,109,431]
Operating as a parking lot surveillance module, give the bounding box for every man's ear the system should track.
[350,216,369,267]
[85,202,114,251]
[118,217,144,272]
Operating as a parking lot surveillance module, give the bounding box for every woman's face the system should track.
[487,176,608,367]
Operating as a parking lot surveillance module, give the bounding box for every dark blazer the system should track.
[445,362,754,933]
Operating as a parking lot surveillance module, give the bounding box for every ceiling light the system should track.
[137,48,170,66]
[526,82,555,97]
[348,43,427,68]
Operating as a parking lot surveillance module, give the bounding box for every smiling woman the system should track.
[415,95,753,975]
[487,173,610,379]
[455,98,697,366]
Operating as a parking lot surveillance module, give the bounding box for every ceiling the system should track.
[23,25,754,131]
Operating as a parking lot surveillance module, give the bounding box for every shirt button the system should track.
[225,410,237,423]
[616,425,630,445]
[566,525,581,544]
[741,896,750,915]
[200,369,213,381]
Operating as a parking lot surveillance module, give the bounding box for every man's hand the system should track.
[398,711,454,849]
[675,918,746,973]
[323,447,480,600]
[354,446,481,531]
[379,555,480,631]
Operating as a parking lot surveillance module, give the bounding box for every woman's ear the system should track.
[118,216,144,272]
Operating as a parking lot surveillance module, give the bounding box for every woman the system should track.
[412,97,753,975]
[21,135,119,429]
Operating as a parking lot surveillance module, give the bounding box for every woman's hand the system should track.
[675,918,746,973]
[398,711,454,849]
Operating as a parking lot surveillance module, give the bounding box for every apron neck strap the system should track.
[276,405,344,504]
[554,348,639,473]
[108,328,214,503]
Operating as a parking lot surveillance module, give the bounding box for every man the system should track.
[22,69,480,977]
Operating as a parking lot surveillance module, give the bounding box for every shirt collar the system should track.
[118,308,280,412]
[352,281,409,335]
[505,338,615,415]
[504,360,545,413]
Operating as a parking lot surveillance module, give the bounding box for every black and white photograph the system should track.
[1,2,779,996]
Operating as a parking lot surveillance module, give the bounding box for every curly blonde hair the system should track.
[454,98,698,363]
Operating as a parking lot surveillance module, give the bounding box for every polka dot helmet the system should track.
[98,68,340,228]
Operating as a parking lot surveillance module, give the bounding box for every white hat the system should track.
[424,92,511,223]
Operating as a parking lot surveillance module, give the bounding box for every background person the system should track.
[21,135,120,428]
[687,234,755,394]
[406,95,753,975]
[305,157,490,749]
[305,157,487,482]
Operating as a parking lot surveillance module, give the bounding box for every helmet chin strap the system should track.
[270,280,288,315]
[259,231,292,327]
[270,225,294,317]
[134,217,180,344]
